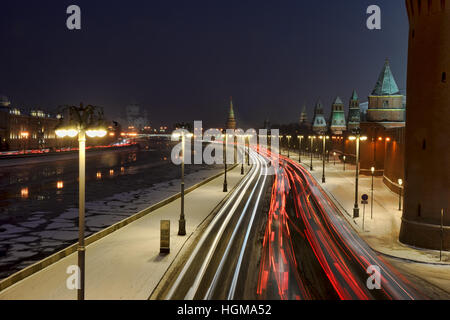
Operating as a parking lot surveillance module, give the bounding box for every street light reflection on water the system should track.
[20,187,29,199]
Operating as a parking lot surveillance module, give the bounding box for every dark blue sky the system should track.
[0,0,409,128]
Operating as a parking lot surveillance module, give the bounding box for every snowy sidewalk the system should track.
[0,166,244,300]
[286,150,449,265]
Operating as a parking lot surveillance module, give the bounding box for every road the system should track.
[257,151,425,300]
[163,146,426,300]
[164,149,272,300]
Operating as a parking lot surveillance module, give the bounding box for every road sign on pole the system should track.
[361,194,368,231]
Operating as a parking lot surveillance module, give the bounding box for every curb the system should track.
[0,164,238,292]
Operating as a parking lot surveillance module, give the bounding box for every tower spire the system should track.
[299,103,308,124]
[226,96,236,129]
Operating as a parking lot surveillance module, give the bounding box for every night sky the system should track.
[0,0,408,128]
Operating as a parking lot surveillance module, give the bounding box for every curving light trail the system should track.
[257,147,424,300]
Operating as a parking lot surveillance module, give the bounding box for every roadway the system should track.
[257,151,424,300]
[163,147,425,300]
[164,150,272,300]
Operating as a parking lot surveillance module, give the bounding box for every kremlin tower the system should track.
[311,100,327,134]
[400,0,449,250]
[226,97,236,130]
[329,97,347,135]
[367,59,405,123]
[347,90,361,132]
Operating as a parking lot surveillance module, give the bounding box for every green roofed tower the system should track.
[299,104,308,125]
[312,100,327,134]
[367,59,405,122]
[347,90,361,132]
[329,96,346,135]
[226,96,236,129]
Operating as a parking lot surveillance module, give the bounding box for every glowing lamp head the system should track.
[86,129,107,138]
[360,136,368,141]
[349,136,356,141]
[67,129,79,137]
[55,129,68,138]
[371,167,375,174]
[398,179,403,186]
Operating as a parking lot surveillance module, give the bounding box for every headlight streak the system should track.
[204,147,267,299]
[166,147,261,300]
[257,150,422,300]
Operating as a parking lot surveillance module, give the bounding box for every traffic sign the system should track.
[361,194,369,204]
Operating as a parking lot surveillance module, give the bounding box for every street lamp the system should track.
[222,133,232,192]
[246,134,251,166]
[240,134,245,175]
[398,179,403,211]
[333,152,336,165]
[371,167,375,219]
[286,135,292,158]
[321,136,329,183]
[55,104,107,300]
[343,155,346,171]
[279,135,282,155]
[172,131,193,236]
[309,136,315,170]
[349,131,368,218]
[297,135,303,163]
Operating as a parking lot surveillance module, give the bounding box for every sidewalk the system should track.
[0,166,243,300]
[290,151,449,263]
[285,150,450,294]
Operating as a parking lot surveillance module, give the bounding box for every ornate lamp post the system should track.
[286,135,292,158]
[55,104,107,300]
[349,130,368,218]
[398,179,403,211]
[222,133,229,192]
[279,135,282,155]
[343,155,346,171]
[333,152,336,165]
[172,131,193,236]
[309,136,315,170]
[247,134,251,166]
[320,135,329,183]
[240,134,245,175]
[371,166,375,219]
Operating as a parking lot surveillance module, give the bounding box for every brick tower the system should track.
[367,59,405,123]
[400,0,449,250]
[329,96,347,135]
[347,90,361,132]
[312,100,327,134]
[226,97,236,130]
[299,104,308,125]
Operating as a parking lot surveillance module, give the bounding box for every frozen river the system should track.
[0,140,223,279]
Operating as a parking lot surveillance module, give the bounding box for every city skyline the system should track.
[1,0,408,128]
